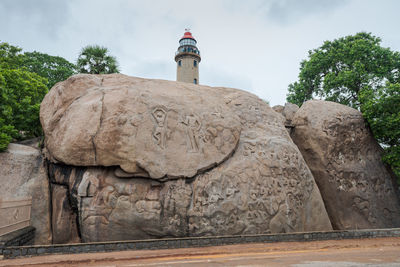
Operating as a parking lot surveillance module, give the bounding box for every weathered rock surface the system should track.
[291,100,400,229]
[282,103,299,126]
[273,103,299,128]
[0,144,51,244]
[43,74,332,242]
[40,74,241,180]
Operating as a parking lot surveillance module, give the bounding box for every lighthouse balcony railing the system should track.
[175,50,201,56]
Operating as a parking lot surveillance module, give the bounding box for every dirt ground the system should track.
[1,237,400,267]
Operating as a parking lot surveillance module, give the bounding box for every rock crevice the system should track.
[91,89,106,164]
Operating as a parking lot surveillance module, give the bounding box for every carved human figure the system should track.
[181,113,201,152]
[152,107,168,149]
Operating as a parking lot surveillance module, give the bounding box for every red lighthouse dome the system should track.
[178,29,198,47]
[180,30,196,41]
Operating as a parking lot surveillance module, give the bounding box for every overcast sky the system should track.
[1,0,400,105]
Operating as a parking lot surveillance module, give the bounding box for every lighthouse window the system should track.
[194,78,197,84]
[178,60,181,66]
[179,39,197,46]
[194,60,197,67]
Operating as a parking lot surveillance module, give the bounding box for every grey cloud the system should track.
[266,0,350,24]
[0,0,70,39]
[202,67,253,94]
[1,0,400,106]
[133,59,174,79]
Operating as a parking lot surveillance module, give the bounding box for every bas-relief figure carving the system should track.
[41,74,241,179]
[151,106,168,149]
[32,74,400,244]
[180,113,201,153]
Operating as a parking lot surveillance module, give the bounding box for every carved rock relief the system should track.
[74,168,194,242]
[188,137,317,236]
[40,74,241,180]
[49,149,329,243]
[46,91,331,242]
[291,100,400,229]
[323,115,399,227]
[43,75,333,243]
[151,106,168,149]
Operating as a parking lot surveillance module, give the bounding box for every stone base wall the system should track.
[2,228,400,259]
[0,226,35,255]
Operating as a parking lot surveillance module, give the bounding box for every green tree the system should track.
[23,51,76,89]
[76,45,119,74]
[1,42,76,89]
[0,42,51,151]
[287,32,400,183]
[360,83,400,180]
[0,69,48,141]
[0,122,16,151]
[0,73,17,151]
[0,42,25,69]
[287,32,400,108]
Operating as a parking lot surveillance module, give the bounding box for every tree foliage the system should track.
[23,51,76,89]
[77,45,119,74]
[360,83,400,179]
[0,42,25,69]
[0,68,48,149]
[287,32,400,108]
[0,42,76,89]
[0,73,16,151]
[287,32,400,183]
[0,42,75,151]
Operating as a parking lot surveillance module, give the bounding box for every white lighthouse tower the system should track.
[175,29,201,84]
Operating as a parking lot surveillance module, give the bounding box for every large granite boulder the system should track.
[41,74,332,242]
[291,100,400,229]
[0,144,51,244]
[40,74,241,180]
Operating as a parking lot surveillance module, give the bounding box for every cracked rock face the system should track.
[42,74,332,243]
[291,100,400,229]
[40,74,240,179]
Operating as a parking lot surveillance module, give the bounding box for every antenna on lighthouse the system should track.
[185,28,190,32]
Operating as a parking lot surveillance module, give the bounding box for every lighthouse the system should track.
[175,29,201,84]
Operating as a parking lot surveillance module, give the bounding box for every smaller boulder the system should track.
[282,103,299,126]
[273,103,299,132]
[291,100,400,230]
[272,105,284,114]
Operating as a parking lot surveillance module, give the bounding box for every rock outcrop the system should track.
[291,100,400,229]
[40,74,332,242]
[40,74,240,180]
[0,144,51,244]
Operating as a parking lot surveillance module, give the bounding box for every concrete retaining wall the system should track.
[2,228,400,259]
[0,226,35,255]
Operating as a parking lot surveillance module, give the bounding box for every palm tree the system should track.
[76,45,119,74]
